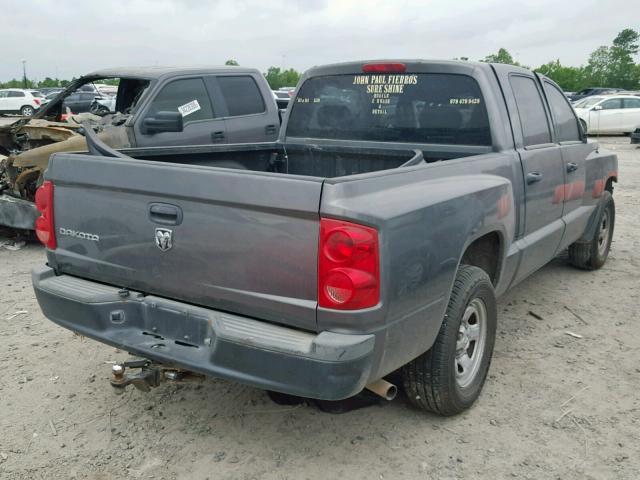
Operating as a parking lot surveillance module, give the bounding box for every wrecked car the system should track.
[0,66,280,230]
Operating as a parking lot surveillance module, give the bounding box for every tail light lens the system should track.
[34,98,41,106]
[35,180,56,249]
[318,218,379,310]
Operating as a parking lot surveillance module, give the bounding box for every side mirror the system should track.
[593,105,603,111]
[142,111,184,134]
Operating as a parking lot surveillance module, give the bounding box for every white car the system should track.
[0,89,42,116]
[574,94,640,134]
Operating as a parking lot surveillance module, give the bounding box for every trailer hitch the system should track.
[110,359,203,394]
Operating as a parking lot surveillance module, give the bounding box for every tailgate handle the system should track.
[149,203,183,226]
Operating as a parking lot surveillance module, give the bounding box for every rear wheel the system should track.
[402,265,497,416]
[20,105,35,116]
[568,191,615,270]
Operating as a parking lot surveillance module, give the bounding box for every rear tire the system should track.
[402,265,497,416]
[20,105,35,116]
[568,191,615,270]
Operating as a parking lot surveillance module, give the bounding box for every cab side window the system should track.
[148,78,214,124]
[543,82,580,142]
[509,75,552,146]
[623,98,640,109]
[600,99,622,110]
[217,76,265,116]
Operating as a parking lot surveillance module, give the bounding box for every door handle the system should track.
[149,203,183,226]
[211,131,225,142]
[265,124,277,135]
[566,162,578,173]
[526,172,543,185]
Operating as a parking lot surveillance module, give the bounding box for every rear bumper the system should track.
[32,266,375,400]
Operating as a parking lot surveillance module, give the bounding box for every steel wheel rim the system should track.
[597,207,611,257]
[455,297,487,388]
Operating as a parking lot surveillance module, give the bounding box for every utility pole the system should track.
[21,60,27,88]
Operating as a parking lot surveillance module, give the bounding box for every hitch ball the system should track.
[112,364,125,379]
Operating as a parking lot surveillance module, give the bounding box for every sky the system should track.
[1,0,638,81]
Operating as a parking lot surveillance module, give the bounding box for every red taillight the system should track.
[319,218,379,310]
[34,98,41,106]
[362,63,406,73]
[35,180,56,249]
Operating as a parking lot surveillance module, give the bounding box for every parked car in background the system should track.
[0,66,281,230]
[38,87,64,96]
[62,91,101,113]
[272,90,290,109]
[568,87,626,103]
[278,86,296,97]
[574,94,640,134]
[0,89,42,116]
[41,90,64,105]
[90,95,116,115]
[94,83,118,96]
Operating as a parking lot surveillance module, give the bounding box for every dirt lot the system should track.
[0,137,638,480]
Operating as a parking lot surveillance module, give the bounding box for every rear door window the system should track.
[600,99,622,110]
[286,73,491,145]
[217,76,265,116]
[509,75,552,146]
[9,91,25,98]
[148,78,214,124]
[543,81,580,142]
[622,98,640,109]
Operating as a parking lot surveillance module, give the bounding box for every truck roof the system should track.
[303,59,531,77]
[83,65,262,80]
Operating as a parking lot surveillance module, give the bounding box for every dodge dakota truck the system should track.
[32,60,617,416]
[0,66,280,230]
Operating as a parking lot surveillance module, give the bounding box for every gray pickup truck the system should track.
[32,60,617,416]
[0,66,279,230]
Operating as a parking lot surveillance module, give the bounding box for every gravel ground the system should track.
[0,137,638,480]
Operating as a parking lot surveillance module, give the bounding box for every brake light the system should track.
[318,218,379,310]
[35,181,56,249]
[362,63,406,73]
[34,98,41,106]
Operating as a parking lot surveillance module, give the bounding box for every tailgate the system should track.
[46,153,322,331]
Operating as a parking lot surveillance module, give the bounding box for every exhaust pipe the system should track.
[365,378,397,401]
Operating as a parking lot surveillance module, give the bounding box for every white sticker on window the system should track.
[178,99,201,117]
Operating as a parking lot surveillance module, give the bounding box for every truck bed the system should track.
[122,142,480,178]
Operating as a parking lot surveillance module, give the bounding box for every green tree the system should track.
[38,77,60,88]
[264,67,300,90]
[481,48,520,66]
[225,59,239,66]
[608,28,640,89]
[583,46,612,87]
[534,60,584,91]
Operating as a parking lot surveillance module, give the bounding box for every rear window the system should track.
[286,73,491,146]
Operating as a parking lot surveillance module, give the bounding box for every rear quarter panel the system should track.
[319,153,518,379]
